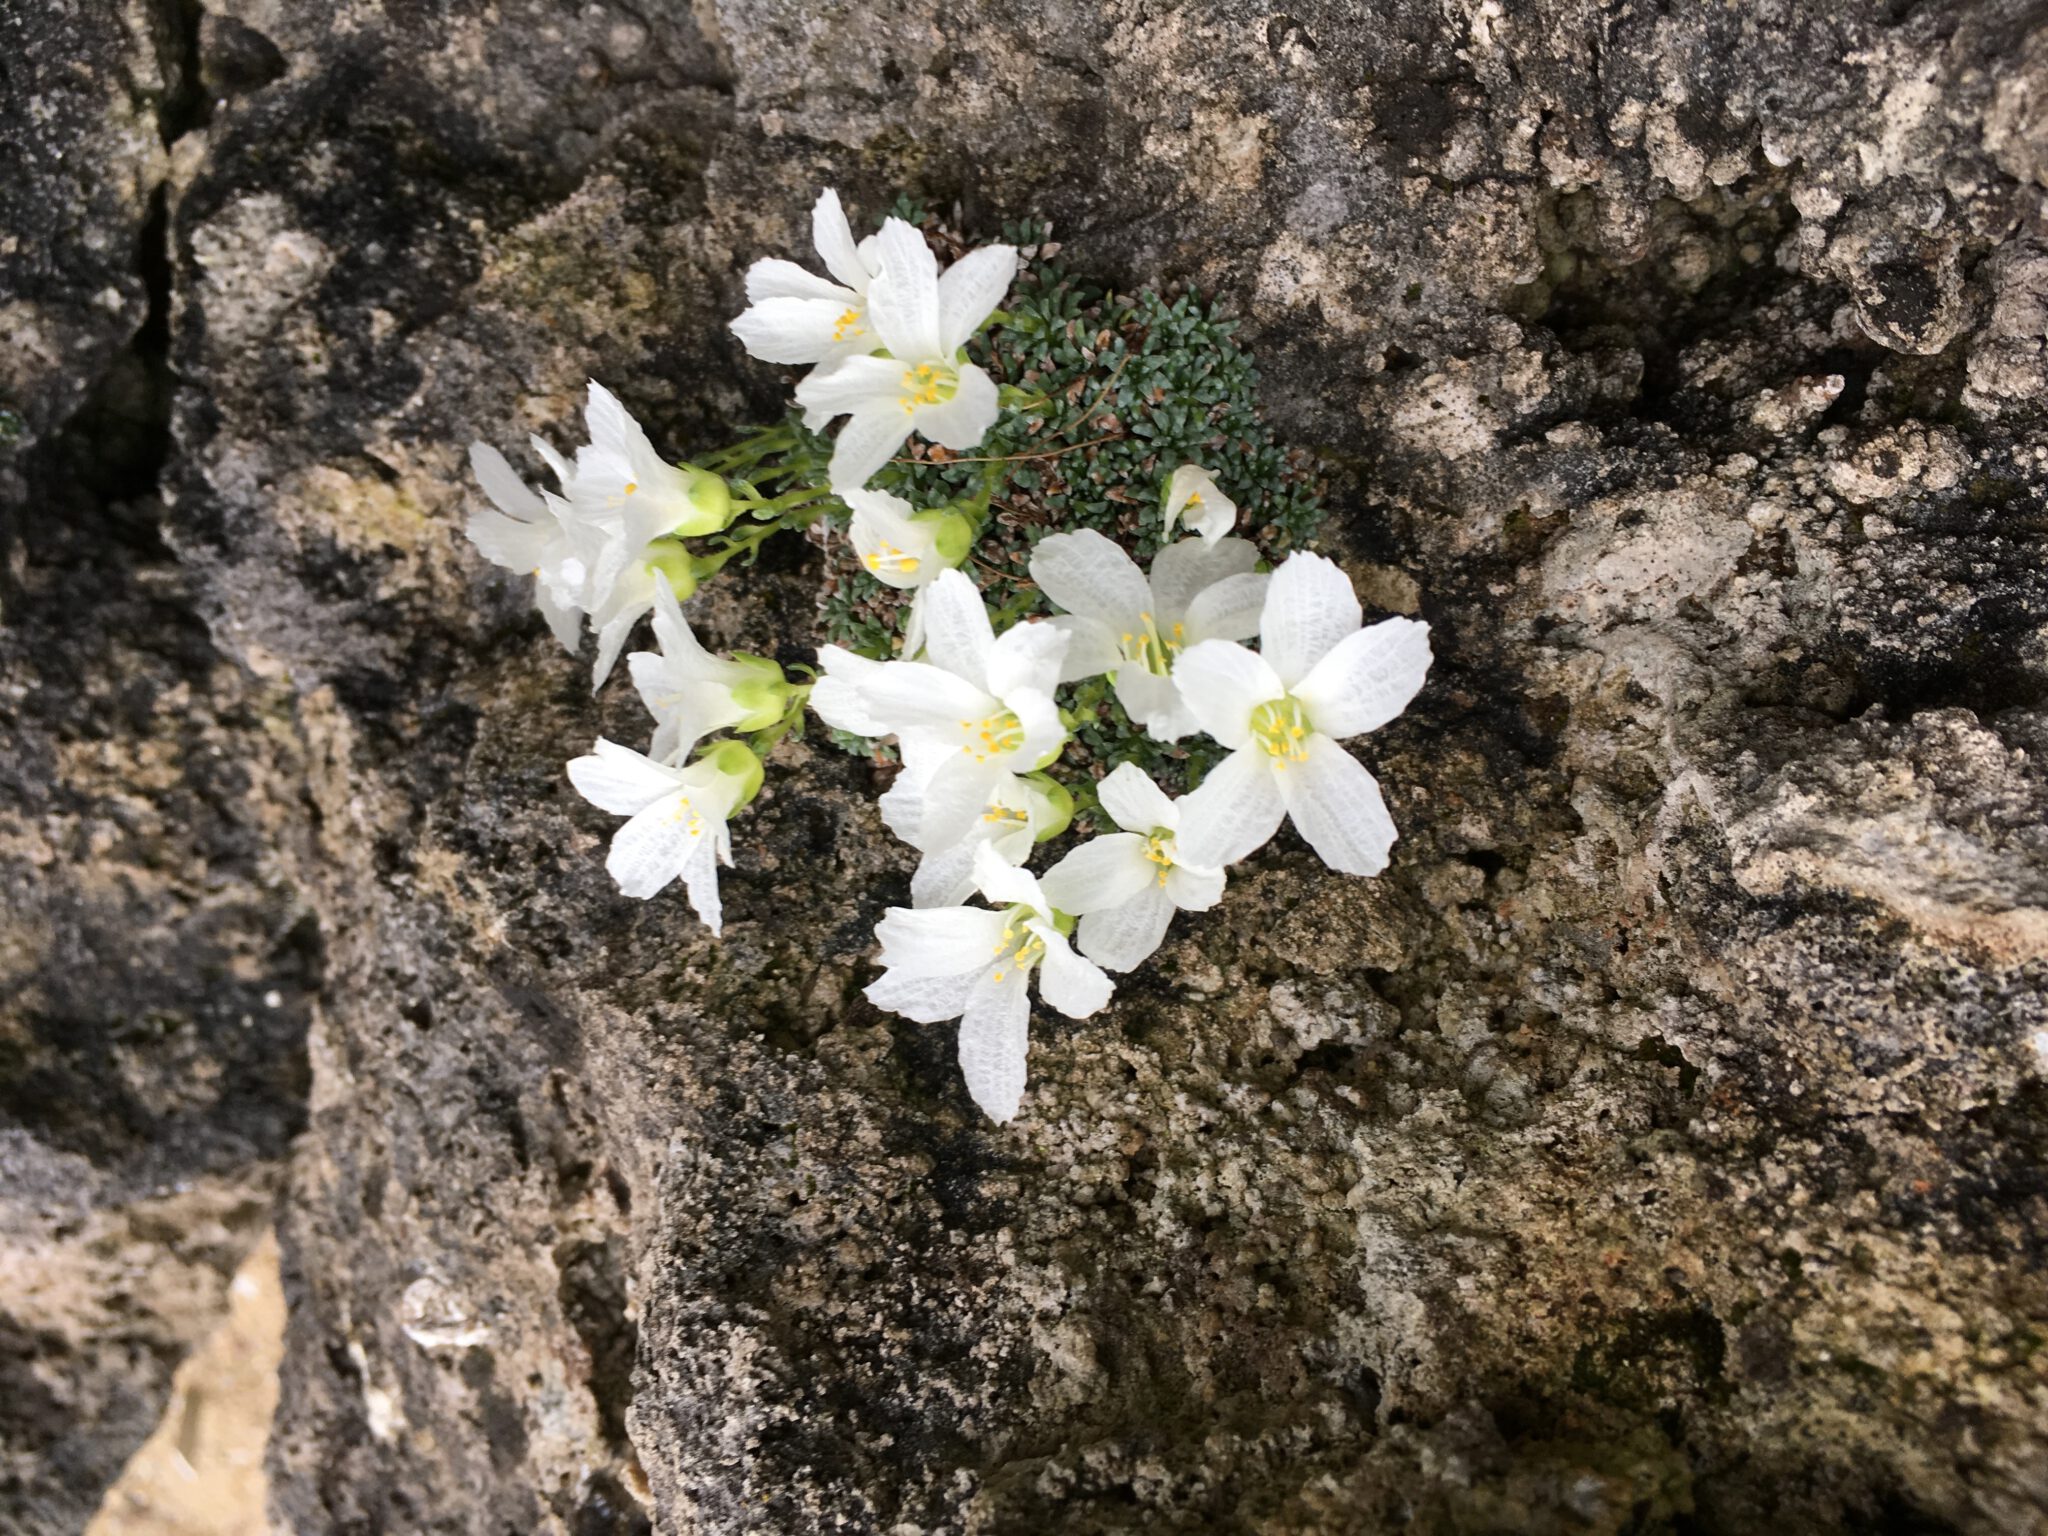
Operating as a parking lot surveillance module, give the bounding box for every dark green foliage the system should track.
[775,219,1327,800]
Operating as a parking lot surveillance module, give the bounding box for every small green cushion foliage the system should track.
[790,216,1327,812]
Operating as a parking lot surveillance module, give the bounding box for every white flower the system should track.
[1162,464,1237,545]
[910,771,1070,910]
[465,440,586,652]
[565,738,764,934]
[626,576,790,764]
[565,382,733,689]
[1028,528,1269,741]
[865,844,1113,1123]
[729,188,883,370]
[808,570,1069,853]
[793,220,1016,490]
[1039,764,1224,971]
[843,486,971,590]
[1172,552,1432,876]
[569,380,731,541]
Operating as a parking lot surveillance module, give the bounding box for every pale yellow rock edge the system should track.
[86,1231,286,1536]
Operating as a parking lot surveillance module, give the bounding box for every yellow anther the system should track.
[1123,611,1182,676]
[1250,697,1313,765]
[960,710,1024,762]
[865,541,921,575]
[897,360,960,414]
[624,481,638,495]
[832,307,864,341]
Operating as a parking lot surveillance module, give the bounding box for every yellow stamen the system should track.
[864,540,921,575]
[959,710,1024,762]
[1123,610,1182,676]
[898,360,960,415]
[1250,697,1313,767]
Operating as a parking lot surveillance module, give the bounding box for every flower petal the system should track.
[590,602,646,692]
[743,257,852,305]
[1029,528,1150,631]
[674,832,728,935]
[1147,536,1261,621]
[1047,615,1122,683]
[986,619,1070,700]
[826,407,912,492]
[911,834,984,910]
[534,580,585,653]
[729,296,851,365]
[469,442,544,518]
[1163,464,1236,545]
[974,841,1048,913]
[855,659,997,734]
[959,967,1031,1122]
[1096,762,1177,835]
[1114,668,1202,743]
[904,751,1006,853]
[466,505,554,576]
[1292,616,1433,740]
[606,790,714,900]
[1076,883,1177,973]
[873,904,1008,977]
[936,244,1018,352]
[568,738,686,816]
[793,354,900,418]
[1183,571,1271,645]
[1030,924,1114,1018]
[1163,861,1225,911]
[1038,833,1154,915]
[917,568,996,692]
[865,965,977,1024]
[1005,688,1067,771]
[1278,735,1400,876]
[1174,745,1286,869]
[867,218,943,359]
[1169,640,1284,748]
[811,188,871,293]
[1260,551,1363,688]
[809,646,890,736]
[913,363,1000,452]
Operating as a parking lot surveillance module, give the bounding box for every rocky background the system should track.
[5,0,2048,1532]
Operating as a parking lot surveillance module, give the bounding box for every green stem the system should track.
[696,498,833,577]
[751,684,813,758]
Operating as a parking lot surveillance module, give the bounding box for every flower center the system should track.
[981,803,1032,827]
[665,794,705,837]
[898,361,959,415]
[864,540,921,576]
[1143,831,1177,887]
[832,307,865,342]
[989,906,1047,982]
[1118,610,1184,676]
[1250,696,1312,767]
[958,710,1024,762]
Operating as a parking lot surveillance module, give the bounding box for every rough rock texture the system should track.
[5,0,2048,1532]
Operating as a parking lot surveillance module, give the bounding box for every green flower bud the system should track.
[645,542,700,601]
[916,509,977,568]
[670,468,734,538]
[1027,774,1074,843]
[698,738,765,807]
[728,653,793,732]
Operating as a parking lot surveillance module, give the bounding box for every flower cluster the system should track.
[466,191,1432,1124]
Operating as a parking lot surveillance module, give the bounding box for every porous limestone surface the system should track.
[4,1,2047,1533]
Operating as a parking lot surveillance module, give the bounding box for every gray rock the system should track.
[5,0,2048,1532]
